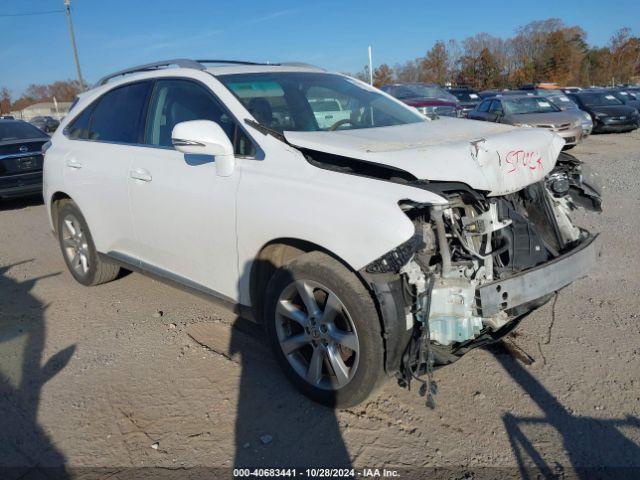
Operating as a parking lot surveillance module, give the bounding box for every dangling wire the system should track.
[401,274,437,408]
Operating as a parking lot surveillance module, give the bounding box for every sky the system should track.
[1,0,639,97]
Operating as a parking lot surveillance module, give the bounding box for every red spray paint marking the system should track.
[504,150,544,173]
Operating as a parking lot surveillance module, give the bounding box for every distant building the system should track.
[9,101,72,121]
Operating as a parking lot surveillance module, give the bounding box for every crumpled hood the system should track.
[284,118,566,196]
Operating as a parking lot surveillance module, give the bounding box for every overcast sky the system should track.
[1,0,639,95]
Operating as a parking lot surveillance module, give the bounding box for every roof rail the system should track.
[198,60,325,71]
[196,59,269,66]
[278,62,325,71]
[95,59,204,86]
[95,58,327,87]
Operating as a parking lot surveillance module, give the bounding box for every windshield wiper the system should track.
[244,119,289,145]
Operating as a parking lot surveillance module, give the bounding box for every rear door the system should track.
[126,78,256,300]
[61,81,152,256]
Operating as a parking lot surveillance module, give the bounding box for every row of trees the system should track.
[364,19,640,90]
[0,80,84,114]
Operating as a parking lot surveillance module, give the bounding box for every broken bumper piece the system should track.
[478,233,599,316]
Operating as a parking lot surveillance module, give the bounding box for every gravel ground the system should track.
[1,130,640,478]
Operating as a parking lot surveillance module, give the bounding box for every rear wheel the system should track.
[264,251,385,407]
[57,201,120,286]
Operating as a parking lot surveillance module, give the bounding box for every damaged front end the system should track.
[361,153,601,390]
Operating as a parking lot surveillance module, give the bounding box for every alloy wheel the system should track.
[61,213,90,275]
[275,279,360,390]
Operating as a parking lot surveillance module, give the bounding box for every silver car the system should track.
[468,95,584,148]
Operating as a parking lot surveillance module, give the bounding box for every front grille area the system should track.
[537,123,571,131]
[434,106,457,117]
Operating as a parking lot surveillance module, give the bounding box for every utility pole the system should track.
[64,0,85,89]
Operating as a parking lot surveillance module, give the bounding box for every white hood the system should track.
[284,118,566,196]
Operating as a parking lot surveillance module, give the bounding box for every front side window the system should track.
[218,72,424,132]
[144,79,255,156]
[477,100,491,112]
[489,100,503,114]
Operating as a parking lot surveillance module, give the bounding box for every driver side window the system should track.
[144,79,255,157]
[477,100,491,112]
[489,100,503,114]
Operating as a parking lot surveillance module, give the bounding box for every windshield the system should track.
[449,90,480,102]
[218,72,424,132]
[578,93,624,106]
[503,97,561,114]
[548,94,578,109]
[0,121,48,141]
[612,91,636,102]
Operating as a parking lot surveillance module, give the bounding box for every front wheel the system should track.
[264,251,385,408]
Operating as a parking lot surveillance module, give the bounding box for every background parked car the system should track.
[308,98,351,129]
[530,90,594,136]
[467,95,584,148]
[607,88,640,116]
[445,86,481,115]
[30,116,60,133]
[0,119,49,199]
[567,91,640,133]
[381,83,461,117]
[478,89,536,99]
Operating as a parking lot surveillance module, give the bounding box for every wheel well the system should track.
[50,192,72,233]
[249,238,363,322]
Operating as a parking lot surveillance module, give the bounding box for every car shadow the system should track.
[229,259,353,470]
[0,194,44,211]
[490,343,640,479]
[0,261,75,479]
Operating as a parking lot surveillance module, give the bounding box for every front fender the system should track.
[236,155,447,305]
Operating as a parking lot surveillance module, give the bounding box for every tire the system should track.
[57,201,120,286]
[264,251,385,408]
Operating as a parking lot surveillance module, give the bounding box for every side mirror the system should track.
[172,120,235,177]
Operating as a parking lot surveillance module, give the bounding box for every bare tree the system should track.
[0,88,11,114]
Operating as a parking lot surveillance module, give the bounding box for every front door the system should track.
[127,78,253,301]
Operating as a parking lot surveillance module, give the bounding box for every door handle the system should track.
[66,159,83,169]
[129,168,152,182]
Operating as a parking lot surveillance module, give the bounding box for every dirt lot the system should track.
[1,130,640,478]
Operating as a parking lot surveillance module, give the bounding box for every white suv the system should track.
[44,59,601,407]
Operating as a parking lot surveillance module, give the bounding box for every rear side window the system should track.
[67,81,151,143]
[89,82,151,143]
[66,106,92,139]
